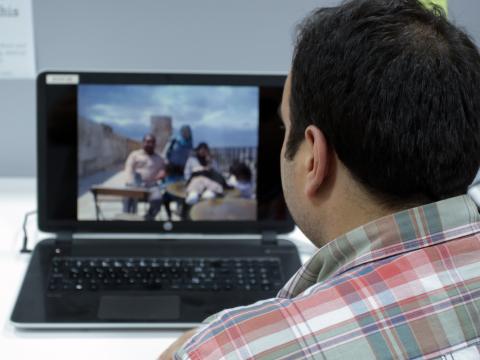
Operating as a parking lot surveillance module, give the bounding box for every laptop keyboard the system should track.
[48,257,284,292]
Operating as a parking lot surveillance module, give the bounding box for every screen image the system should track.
[77,84,260,222]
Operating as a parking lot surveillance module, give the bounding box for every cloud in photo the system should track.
[78,84,259,147]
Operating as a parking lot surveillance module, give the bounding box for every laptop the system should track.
[11,71,301,328]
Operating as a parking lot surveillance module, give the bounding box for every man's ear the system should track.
[304,125,329,197]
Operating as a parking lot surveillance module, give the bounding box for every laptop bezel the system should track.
[37,71,294,235]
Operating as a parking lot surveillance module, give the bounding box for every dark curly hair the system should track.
[288,0,480,204]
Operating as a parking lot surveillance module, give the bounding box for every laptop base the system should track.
[11,237,301,329]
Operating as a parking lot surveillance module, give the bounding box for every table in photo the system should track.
[90,185,150,220]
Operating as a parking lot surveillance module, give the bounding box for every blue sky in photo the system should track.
[78,84,259,148]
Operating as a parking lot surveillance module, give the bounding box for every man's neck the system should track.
[314,172,411,247]
[323,195,395,244]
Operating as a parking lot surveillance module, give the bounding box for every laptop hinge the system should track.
[54,232,73,256]
[262,231,278,246]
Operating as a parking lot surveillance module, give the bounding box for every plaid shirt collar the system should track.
[279,194,480,298]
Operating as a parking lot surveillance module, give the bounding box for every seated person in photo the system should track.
[227,161,254,199]
[183,142,218,181]
[184,142,227,204]
[160,1,480,359]
[123,133,165,213]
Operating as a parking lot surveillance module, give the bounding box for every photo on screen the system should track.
[77,84,259,222]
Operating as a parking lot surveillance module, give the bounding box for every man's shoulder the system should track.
[176,234,480,359]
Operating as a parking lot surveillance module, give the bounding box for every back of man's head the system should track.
[288,0,480,206]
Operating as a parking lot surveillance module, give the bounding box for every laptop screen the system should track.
[38,72,292,234]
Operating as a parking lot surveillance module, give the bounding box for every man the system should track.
[161,0,480,358]
[123,133,166,215]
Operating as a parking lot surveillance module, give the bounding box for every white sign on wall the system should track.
[0,0,35,78]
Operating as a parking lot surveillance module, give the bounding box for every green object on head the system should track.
[420,0,448,14]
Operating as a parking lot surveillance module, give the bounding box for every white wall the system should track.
[0,0,478,177]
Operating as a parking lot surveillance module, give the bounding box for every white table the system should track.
[0,178,315,360]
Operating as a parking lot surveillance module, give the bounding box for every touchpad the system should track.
[98,295,180,320]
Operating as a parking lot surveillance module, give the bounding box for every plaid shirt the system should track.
[176,195,480,359]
